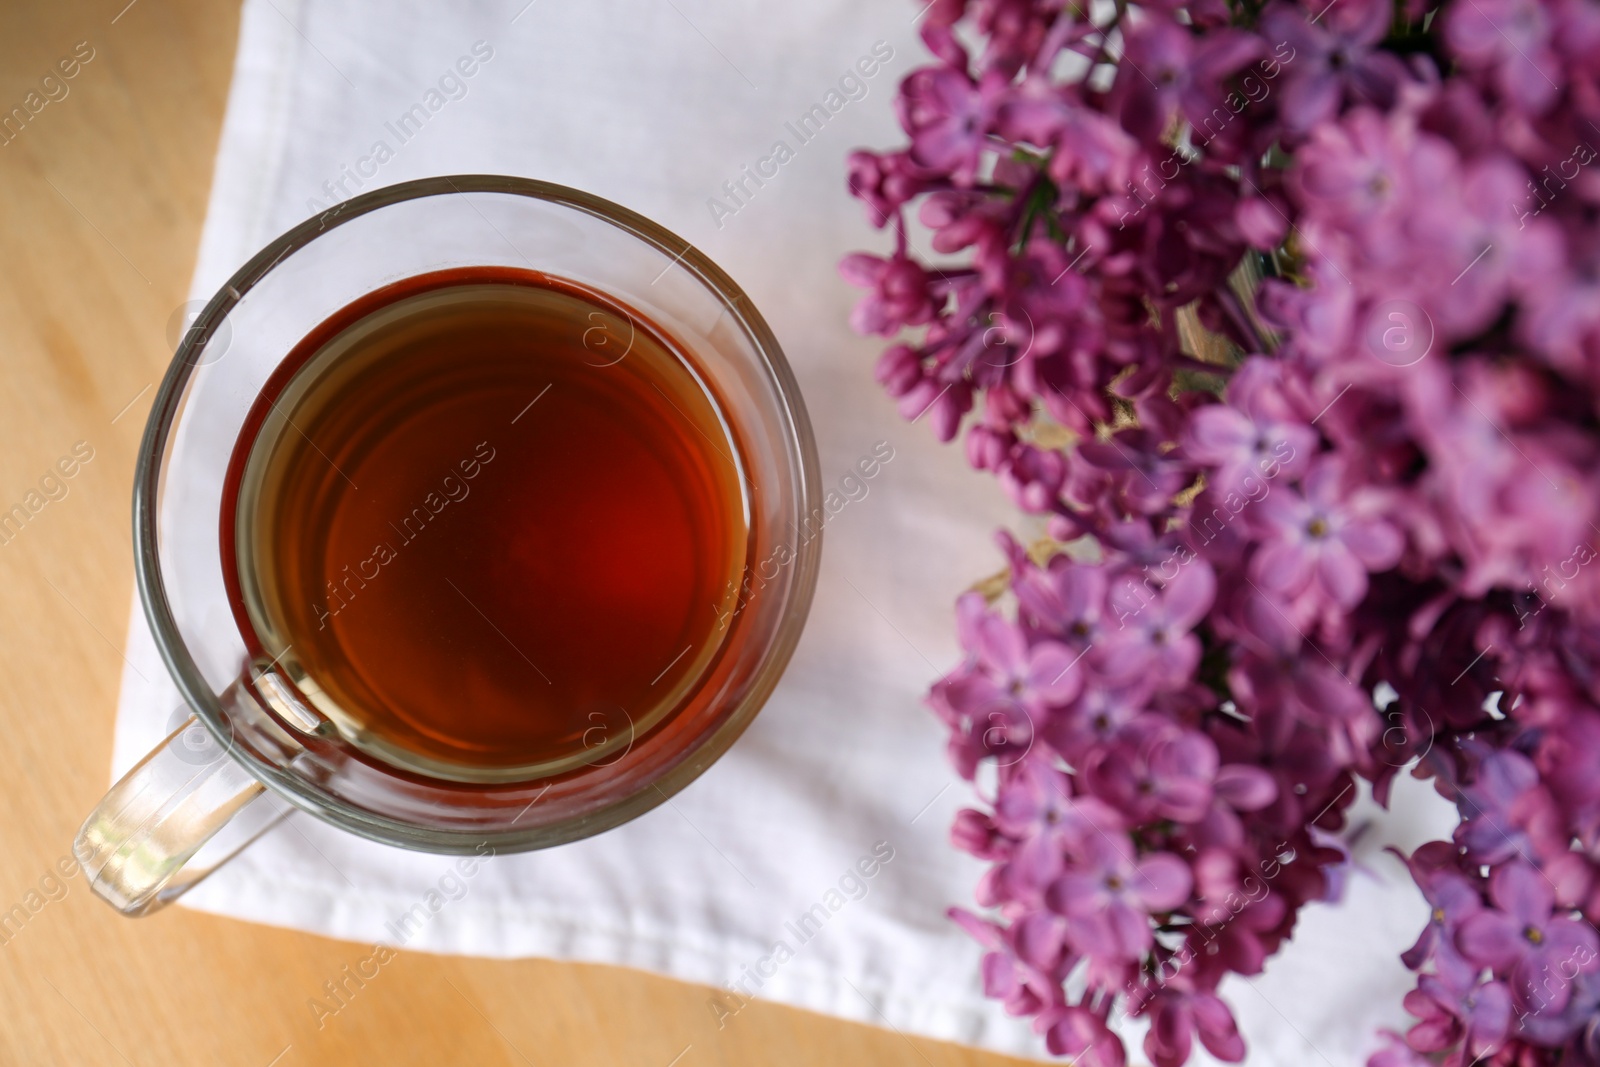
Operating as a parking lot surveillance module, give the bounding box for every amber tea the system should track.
[221,267,750,783]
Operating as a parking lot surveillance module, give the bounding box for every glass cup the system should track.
[75,175,821,916]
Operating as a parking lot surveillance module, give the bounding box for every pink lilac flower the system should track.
[839,250,938,336]
[1455,861,1600,1013]
[1097,562,1216,687]
[1514,967,1600,1047]
[1143,991,1246,1067]
[897,66,1004,184]
[1395,843,1483,985]
[1249,458,1404,609]
[1077,429,1192,516]
[1292,107,1423,226]
[844,0,1600,1063]
[1108,21,1262,146]
[1046,824,1193,960]
[998,443,1069,513]
[993,757,1081,888]
[1014,558,1108,649]
[1418,155,1563,338]
[846,150,928,228]
[953,591,1086,711]
[1535,710,1600,844]
[931,594,1085,776]
[1042,683,1149,763]
[1401,973,1512,1057]
[1443,0,1562,113]
[1262,0,1409,134]
[1043,1006,1127,1066]
[949,907,1067,1017]
[1454,748,1570,866]
[1083,716,1218,824]
[1182,357,1315,498]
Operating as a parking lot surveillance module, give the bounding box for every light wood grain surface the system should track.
[0,2,1034,1065]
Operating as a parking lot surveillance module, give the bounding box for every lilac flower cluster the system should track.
[843,0,1600,1062]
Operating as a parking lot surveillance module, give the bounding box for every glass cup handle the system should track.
[75,711,286,917]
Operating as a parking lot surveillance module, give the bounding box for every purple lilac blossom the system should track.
[843,0,1600,1061]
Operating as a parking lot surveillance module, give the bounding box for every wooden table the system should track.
[0,2,1033,1064]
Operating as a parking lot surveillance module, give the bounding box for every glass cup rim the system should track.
[134,174,823,852]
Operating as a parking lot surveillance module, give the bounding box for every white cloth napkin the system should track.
[110,0,1458,1060]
